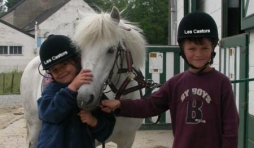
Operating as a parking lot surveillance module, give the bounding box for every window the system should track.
[241,0,254,30]
[0,46,22,55]
[0,46,8,54]
[9,46,22,55]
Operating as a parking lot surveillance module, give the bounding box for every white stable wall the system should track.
[37,0,94,40]
[0,23,34,72]
[248,30,254,116]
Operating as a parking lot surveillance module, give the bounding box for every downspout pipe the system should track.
[170,0,177,45]
[34,21,38,54]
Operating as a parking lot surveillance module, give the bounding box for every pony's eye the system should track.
[108,47,115,54]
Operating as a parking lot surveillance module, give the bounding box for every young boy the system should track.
[36,35,115,148]
[101,12,239,148]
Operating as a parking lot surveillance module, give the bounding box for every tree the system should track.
[85,0,168,45]
[0,0,6,15]
[5,0,21,10]
[122,0,168,44]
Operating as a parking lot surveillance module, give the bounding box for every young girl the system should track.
[36,35,115,148]
[101,12,239,148]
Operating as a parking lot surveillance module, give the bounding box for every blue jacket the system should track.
[36,82,115,148]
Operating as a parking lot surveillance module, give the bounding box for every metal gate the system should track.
[141,45,181,130]
[220,33,249,148]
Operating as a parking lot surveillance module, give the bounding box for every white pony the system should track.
[21,7,147,148]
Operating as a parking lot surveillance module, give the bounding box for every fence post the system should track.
[3,74,5,93]
[11,73,15,93]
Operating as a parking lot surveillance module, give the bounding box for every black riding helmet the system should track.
[39,35,80,70]
[177,11,219,70]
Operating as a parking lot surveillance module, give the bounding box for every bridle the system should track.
[103,42,162,125]
[104,42,161,100]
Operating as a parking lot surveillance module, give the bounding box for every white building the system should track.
[0,19,34,72]
[0,0,94,72]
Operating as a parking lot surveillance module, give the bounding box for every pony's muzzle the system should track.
[77,93,96,110]
[87,94,94,104]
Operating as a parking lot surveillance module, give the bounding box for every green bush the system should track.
[0,71,23,95]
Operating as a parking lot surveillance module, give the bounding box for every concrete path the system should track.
[98,130,174,148]
[0,117,174,148]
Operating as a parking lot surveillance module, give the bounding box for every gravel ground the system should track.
[0,95,23,108]
[0,94,174,148]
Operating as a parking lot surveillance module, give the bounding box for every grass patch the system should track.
[0,71,23,95]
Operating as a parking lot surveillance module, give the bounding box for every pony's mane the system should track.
[73,11,147,68]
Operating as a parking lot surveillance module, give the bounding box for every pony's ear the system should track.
[77,9,85,19]
[110,6,120,22]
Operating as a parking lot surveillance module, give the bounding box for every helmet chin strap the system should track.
[180,51,216,74]
[189,62,209,74]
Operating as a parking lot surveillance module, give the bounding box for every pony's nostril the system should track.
[86,94,94,105]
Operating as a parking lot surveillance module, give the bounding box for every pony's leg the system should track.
[25,115,42,148]
[113,132,136,148]
[108,117,143,148]
[23,102,41,148]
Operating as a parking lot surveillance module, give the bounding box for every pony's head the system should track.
[73,7,147,110]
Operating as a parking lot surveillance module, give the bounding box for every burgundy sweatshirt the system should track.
[117,69,239,148]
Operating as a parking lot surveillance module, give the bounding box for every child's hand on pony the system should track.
[100,100,121,113]
[68,69,93,92]
[78,110,97,127]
